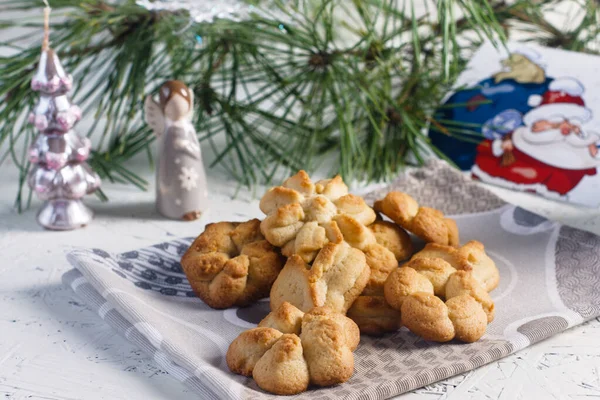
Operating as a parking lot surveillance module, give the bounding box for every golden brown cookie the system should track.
[457,241,500,292]
[334,214,399,296]
[383,256,496,342]
[401,292,455,342]
[446,294,488,343]
[374,192,459,246]
[260,170,376,263]
[226,327,283,376]
[302,306,360,352]
[269,241,370,314]
[261,172,417,334]
[402,257,457,297]
[345,296,401,336]
[383,267,434,310]
[300,308,357,386]
[369,220,413,261]
[258,301,305,334]
[227,305,360,395]
[340,217,414,335]
[400,292,488,343]
[181,219,284,309]
[412,241,500,292]
[445,270,495,323]
[329,215,398,335]
[253,334,310,395]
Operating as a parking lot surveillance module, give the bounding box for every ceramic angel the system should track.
[144,80,208,220]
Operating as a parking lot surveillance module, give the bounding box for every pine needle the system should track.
[1,0,598,210]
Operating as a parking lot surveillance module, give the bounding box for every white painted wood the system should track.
[0,160,598,400]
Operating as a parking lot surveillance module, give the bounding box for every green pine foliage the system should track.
[0,0,598,210]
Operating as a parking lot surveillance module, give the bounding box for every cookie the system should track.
[300,308,359,386]
[260,170,376,263]
[227,304,360,395]
[337,217,413,335]
[253,334,310,395]
[269,241,370,314]
[345,296,401,336]
[384,256,495,342]
[401,292,487,343]
[226,327,283,376]
[334,214,399,295]
[412,241,500,292]
[181,219,284,309]
[369,219,413,261]
[383,266,434,310]
[258,301,305,334]
[374,191,459,246]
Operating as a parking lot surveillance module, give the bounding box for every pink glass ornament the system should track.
[34,115,48,131]
[45,152,69,170]
[29,147,40,164]
[75,145,90,161]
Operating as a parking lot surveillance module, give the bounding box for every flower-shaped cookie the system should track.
[260,170,377,263]
[269,239,370,314]
[383,242,498,342]
[374,191,459,246]
[411,241,500,291]
[227,302,360,395]
[181,219,284,309]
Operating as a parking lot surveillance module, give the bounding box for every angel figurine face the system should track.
[159,80,194,122]
[144,80,208,220]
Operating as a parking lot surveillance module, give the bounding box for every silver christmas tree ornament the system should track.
[27,4,101,230]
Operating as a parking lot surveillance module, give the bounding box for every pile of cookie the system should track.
[181,171,500,395]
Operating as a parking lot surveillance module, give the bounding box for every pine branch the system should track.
[1,0,599,210]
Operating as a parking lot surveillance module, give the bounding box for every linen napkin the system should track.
[63,160,600,399]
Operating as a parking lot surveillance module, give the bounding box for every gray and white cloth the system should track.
[63,160,600,399]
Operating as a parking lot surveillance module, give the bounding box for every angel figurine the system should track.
[144,80,209,220]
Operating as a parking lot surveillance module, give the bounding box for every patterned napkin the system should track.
[63,160,600,399]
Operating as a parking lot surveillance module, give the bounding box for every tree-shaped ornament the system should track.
[27,4,101,230]
[144,81,209,220]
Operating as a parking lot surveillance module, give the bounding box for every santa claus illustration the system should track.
[472,77,600,197]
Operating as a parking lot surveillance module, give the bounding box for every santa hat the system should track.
[524,78,591,126]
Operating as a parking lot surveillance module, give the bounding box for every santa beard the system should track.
[512,126,600,170]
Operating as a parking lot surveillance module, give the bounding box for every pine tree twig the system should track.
[1,0,598,209]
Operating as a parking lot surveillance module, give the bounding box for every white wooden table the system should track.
[0,159,599,400]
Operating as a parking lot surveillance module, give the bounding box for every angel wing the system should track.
[144,95,165,137]
[186,88,195,121]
